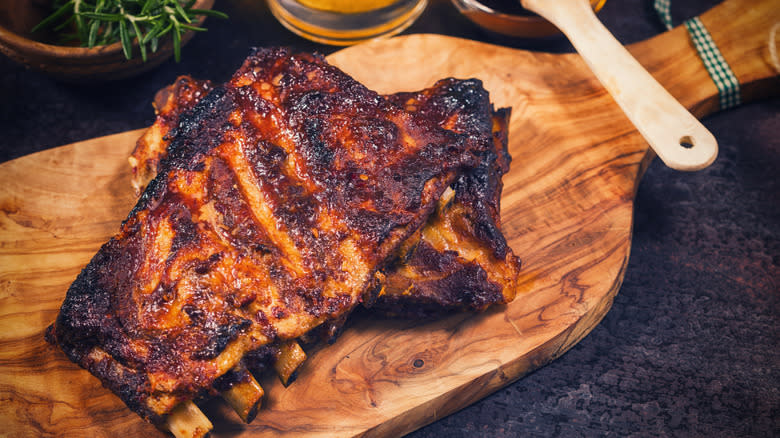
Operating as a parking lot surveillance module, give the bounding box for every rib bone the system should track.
[164,401,212,438]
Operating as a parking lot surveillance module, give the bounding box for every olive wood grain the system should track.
[0,0,777,436]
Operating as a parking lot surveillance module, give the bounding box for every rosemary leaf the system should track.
[179,24,206,32]
[130,19,148,62]
[80,12,123,21]
[88,19,100,46]
[189,9,229,19]
[142,19,165,44]
[31,0,74,33]
[171,17,181,62]
[172,1,192,24]
[52,15,76,32]
[119,18,132,59]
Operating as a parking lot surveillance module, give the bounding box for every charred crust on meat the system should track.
[192,319,253,360]
[386,240,504,315]
[374,90,520,317]
[49,47,499,424]
[165,85,234,169]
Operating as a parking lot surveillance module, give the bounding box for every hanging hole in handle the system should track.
[679,135,695,149]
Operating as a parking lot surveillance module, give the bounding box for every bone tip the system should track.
[165,400,213,438]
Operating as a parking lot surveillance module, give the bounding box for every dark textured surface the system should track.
[1,0,777,436]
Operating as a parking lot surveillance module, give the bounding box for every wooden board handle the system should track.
[522,0,719,171]
[631,0,780,117]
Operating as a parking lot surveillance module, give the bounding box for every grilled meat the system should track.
[130,76,214,196]
[47,47,484,424]
[377,80,520,317]
[130,77,520,320]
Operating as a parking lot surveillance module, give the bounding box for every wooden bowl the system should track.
[451,0,606,38]
[0,0,215,82]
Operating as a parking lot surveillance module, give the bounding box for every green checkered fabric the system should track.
[654,0,674,29]
[684,17,742,109]
[653,0,741,110]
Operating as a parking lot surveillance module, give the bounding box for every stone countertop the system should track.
[1,0,777,436]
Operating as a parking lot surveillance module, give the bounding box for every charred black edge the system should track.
[128,85,232,221]
[371,238,508,317]
[387,77,493,147]
[46,82,240,426]
[245,403,261,424]
[165,85,232,167]
[46,237,163,423]
[451,106,514,260]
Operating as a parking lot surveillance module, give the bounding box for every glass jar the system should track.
[268,0,428,46]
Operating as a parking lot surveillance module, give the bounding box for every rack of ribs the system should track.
[378,79,519,317]
[131,76,520,318]
[48,47,519,437]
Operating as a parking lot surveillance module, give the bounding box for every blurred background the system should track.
[0,0,734,163]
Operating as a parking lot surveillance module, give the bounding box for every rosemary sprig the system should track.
[32,0,228,62]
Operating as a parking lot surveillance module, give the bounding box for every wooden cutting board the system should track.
[1,0,777,436]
